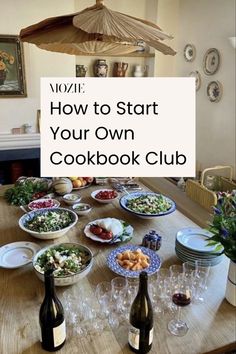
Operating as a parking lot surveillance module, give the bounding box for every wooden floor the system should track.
[140,177,212,228]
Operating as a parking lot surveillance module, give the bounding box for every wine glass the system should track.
[167,276,192,336]
[169,264,184,282]
[191,268,209,303]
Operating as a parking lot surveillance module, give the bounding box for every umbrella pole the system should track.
[96,0,104,4]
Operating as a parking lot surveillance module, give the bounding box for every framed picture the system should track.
[203,48,220,75]
[0,35,27,97]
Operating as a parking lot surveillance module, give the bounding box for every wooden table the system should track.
[0,184,235,354]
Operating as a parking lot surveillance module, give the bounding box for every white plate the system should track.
[0,242,41,269]
[176,228,218,252]
[84,218,133,243]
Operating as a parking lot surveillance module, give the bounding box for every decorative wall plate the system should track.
[189,71,201,91]
[184,44,196,62]
[203,48,220,75]
[207,81,223,102]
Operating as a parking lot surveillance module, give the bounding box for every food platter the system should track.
[0,242,41,269]
[84,218,133,244]
[107,244,161,278]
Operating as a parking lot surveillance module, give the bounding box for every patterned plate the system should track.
[107,244,161,278]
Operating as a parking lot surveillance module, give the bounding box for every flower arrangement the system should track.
[208,191,236,261]
[0,50,14,72]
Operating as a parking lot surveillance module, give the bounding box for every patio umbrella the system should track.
[20,0,176,56]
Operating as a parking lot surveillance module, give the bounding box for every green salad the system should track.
[25,210,73,232]
[127,194,172,214]
[34,245,91,276]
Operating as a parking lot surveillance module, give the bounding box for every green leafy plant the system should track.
[208,191,236,261]
[4,180,46,206]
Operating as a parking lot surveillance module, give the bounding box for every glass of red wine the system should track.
[167,276,191,336]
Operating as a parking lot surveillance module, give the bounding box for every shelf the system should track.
[76,52,155,58]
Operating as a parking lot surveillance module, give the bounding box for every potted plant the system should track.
[208,190,236,306]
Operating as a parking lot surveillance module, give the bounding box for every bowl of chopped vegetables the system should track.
[33,243,93,286]
[19,208,78,240]
[72,203,92,215]
[119,192,176,219]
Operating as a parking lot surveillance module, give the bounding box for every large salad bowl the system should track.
[33,243,93,286]
[119,192,176,219]
[19,207,78,240]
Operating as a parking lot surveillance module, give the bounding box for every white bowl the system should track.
[91,189,119,204]
[19,208,78,240]
[63,193,81,205]
[28,198,60,211]
[32,243,93,286]
[72,203,92,215]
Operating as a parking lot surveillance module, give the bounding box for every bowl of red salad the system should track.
[28,198,60,211]
[91,189,118,204]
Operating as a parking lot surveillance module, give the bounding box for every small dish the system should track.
[28,198,60,211]
[91,189,119,204]
[63,193,81,205]
[72,203,92,215]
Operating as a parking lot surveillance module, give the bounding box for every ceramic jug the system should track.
[113,62,128,77]
[94,59,108,77]
[133,65,147,77]
[76,65,88,77]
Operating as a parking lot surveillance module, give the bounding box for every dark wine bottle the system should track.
[39,268,66,352]
[128,271,153,354]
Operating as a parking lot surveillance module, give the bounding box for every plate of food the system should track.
[91,189,119,203]
[107,244,161,278]
[119,192,176,219]
[84,217,133,243]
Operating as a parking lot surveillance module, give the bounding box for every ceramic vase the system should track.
[133,65,146,77]
[225,260,236,306]
[113,62,128,77]
[76,65,88,77]
[94,59,108,77]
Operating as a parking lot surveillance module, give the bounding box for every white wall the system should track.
[0,0,75,133]
[157,0,236,177]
